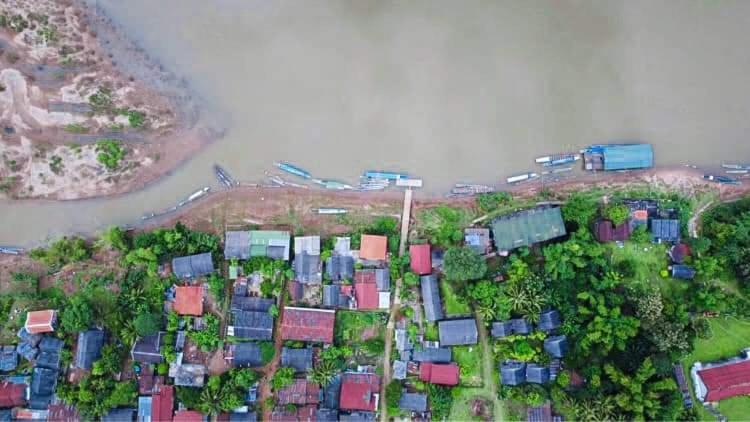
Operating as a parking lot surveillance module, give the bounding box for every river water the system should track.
[3,0,750,245]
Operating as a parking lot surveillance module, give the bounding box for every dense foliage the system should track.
[702,197,750,290]
[417,206,473,248]
[29,236,90,270]
[442,246,487,281]
[95,139,127,171]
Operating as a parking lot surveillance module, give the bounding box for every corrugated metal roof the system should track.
[420,275,444,322]
[172,253,214,279]
[491,207,566,251]
[602,144,654,170]
[439,319,477,346]
[225,231,251,260]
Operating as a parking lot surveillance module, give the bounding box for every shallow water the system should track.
[3,0,750,245]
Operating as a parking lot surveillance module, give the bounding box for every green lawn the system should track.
[453,345,483,387]
[607,242,690,296]
[449,387,498,422]
[682,317,750,421]
[441,279,471,316]
[424,322,439,341]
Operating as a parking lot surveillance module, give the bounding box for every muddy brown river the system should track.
[3,0,750,245]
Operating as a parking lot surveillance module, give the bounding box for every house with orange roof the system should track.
[173,286,204,316]
[24,310,56,334]
[359,235,387,261]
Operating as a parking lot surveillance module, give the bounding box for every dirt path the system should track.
[380,190,411,421]
[689,199,715,238]
[475,311,505,422]
[258,283,287,421]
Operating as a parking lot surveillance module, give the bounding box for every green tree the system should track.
[385,380,402,415]
[418,206,472,247]
[604,358,678,420]
[271,367,295,391]
[60,295,93,333]
[97,226,131,252]
[604,204,630,226]
[426,384,453,420]
[188,315,221,351]
[442,246,487,281]
[576,291,639,355]
[29,236,91,270]
[309,359,337,386]
[561,192,599,230]
[133,312,160,337]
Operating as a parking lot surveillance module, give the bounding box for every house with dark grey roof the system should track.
[399,392,427,412]
[16,328,41,362]
[375,269,390,291]
[131,332,165,364]
[439,319,478,346]
[500,361,526,386]
[544,335,568,358]
[281,347,313,373]
[0,346,17,372]
[231,296,274,313]
[102,408,135,422]
[526,364,551,384]
[491,319,531,338]
[36,336,63,371]
[225,231,251,260]
[75,329,105,370]
[538,310,561,332]
[229,311,273,340]
[321,375,341,410]
[326,255,354,282]
[172,252,214,279]
[420,275,444,322]
[651,219,680,243]
[412,347,452,363]
[232,342,263,368]
[294,252,322,284]
[491,207,566,252]
[322,284,353,309]
[317,408,339,422]
[30,366,57,409]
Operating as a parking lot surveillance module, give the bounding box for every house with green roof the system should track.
[250,230,290,260]
[491,206,566,252]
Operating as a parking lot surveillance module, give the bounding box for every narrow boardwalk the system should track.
[380,188,413,421]
[476,311,505,422]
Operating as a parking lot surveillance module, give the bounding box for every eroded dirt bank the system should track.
[0,0,216,200]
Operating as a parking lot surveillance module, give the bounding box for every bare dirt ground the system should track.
[0,0,214,200]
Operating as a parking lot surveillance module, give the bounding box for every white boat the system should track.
[535,153,579,164]
[187,187,210,202]
[315,208,348,215]
[507,172,539,184]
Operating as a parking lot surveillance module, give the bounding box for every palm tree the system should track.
[475,302,496,322]
[309,359,337,386]
[119,321,138,347]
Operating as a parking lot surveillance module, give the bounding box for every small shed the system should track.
[538,310,561,332]
[393,360,407,380]
[409,244,432,275]
[420,275,444,322]
[399,392,428,413]
[671,265,696,280]
[281,347,313,373]
[75,329,105,370]
[24,310,56,334]
[526,364,551,384]
[172,253,214,279]
[500,361,527,386]
[544,335,568,358]
[465,228,491,255]
[439,319,478,346]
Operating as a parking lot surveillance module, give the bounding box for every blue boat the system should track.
[274,162,311,179]
[704,174,740,185]
[364,170,408,180]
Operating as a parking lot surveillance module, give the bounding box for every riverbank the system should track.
[0,0,217,200]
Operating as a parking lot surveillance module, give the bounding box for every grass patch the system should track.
[64,123,88,134]
[606,242,689,296]
[335,311,386,346]
[449,387,503,422]
[453,345,482,387]
[682,318,750,421]
[441,278,471,316]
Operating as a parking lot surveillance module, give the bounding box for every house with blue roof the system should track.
[583,143,654,171]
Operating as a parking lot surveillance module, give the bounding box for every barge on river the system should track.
[581,143,653,171]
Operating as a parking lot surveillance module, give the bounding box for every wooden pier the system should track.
[398,188,413,256]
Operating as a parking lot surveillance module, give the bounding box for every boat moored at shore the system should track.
[704,174,741,185]
[274,162,312,179]
[507,172,539,184]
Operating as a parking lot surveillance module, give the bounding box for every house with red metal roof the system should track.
[280,307,336,343]
[24,310,56,334]
[173,286,204,316]
[419,362,459,386]
[0,381,27,408]
[174,409,206,422]
[594,220,631,242]
[151,385,174,422]
[359,235,387,261]
[692,351,750,403]
[277,379,320,405]
[353,270,391,310]
[409,244,432,275]
[340,373,381,412]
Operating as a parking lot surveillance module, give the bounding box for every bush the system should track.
[157,362,168,375]
[29,236,91,270]
[133,312,160,336]
[604,204,630,226]
[385,380,402,415]
[630,225,651,243]
[692,318,712,339]
[363,338,385,355]
[476,192,513,214]
[96,139,126,171]
[260,341,276,364]
[271,367,295,391]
